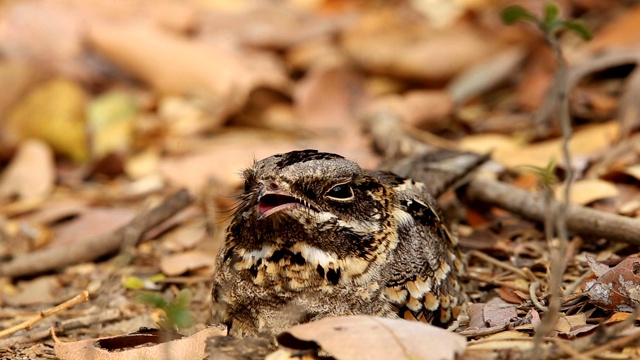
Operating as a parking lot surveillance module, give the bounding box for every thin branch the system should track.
[465,178,640,246]
[0,189,192,278]
[0,291,89,338]
[469,250,529,279]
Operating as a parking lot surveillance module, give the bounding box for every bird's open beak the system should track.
[256,189,305,220]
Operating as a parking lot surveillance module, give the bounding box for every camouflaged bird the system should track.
[211,149,466,338]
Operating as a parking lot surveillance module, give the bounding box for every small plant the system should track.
[517,160,558,193]
[501,4,592,359]
[501,3,591,41]
[136,288,195,331]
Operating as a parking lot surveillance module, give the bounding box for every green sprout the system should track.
[136,289,195,330]
[501,2,592,40]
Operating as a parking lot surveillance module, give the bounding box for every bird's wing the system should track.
[368,170,466,326]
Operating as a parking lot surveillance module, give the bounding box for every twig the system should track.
[534,31,573,359]
[581,326,640,357]
[459,324,510,337]
[465,178,640,245]
[0,291,89,339]
[564,270,592,297]
[465,272,529,292]
[549,337,593,360]
[529,282,548,312]
[469,250,529,279]
[0,189,192,277]
[0,308,121,348]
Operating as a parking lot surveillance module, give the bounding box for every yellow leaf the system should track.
[8,78,88,162]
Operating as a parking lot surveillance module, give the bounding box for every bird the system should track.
[211,149,466,338]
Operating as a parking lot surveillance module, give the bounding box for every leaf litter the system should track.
[1,0,640,359]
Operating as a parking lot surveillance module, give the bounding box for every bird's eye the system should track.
[325,183,354,201]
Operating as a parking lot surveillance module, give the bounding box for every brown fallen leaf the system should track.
[53,325,226,360]
[0,61,44,124]
[467,299,518,330]
[460,121,620,169]
[0,139,55,203]
[4,276,61,307]
[585,255,640,312]
[50,208,136,248]
[588,2,640,52]
[341,9,506,81]
[274,315,466,360]
[555,313,587,333]
[160,222,206,252]
[159,250,217,276]
[448,46,527,105]
[88,21,288,126]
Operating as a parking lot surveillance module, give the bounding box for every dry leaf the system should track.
[160,223,206,252]
[88,21,288,125]
[53,325,226,360]
[588,3,640,51]
[585,256,640,312]
[341,10,505,81]
[275,315,466,360]
[554,313,587,333]
[4,276,61,306]
[125,149,161,180]
[160,250,217,276]
[461,121,620,169]
[0,139,55,202]
[50,208,136,248]
[0,61,43,123]
[622,165,640,181]
[467,300,517,329]
[294,65,366,132]
[87,90,137,158]
[554,179,619,205]
[448,46,527,105]
[465,331,534,355]
[159,134,300,190]
[586,253,611,277]
[7,78,88,162]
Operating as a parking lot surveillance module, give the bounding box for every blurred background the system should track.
[2,0,640,356]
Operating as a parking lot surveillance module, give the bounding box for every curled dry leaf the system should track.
[0,139,55,202]
[585,256,640,312]
[274,315,466,360]
[53,325,226,360]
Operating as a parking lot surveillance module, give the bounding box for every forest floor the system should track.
[2,0,640,359]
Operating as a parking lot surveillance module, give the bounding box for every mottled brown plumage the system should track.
[211,149,465,338]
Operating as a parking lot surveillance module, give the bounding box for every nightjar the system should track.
[211,149,466,338]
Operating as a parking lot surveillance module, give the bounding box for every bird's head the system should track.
[227,150,397,263]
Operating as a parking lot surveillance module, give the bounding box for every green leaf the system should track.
[543,2,559,25]
[136,292,169,310]
[501,5,537,25]
[562,20,593,40]
[165,290,195,329]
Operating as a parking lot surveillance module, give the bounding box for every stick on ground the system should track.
[0,189,193,278]
[0,291,89,339]
[465,178,640,245]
